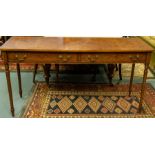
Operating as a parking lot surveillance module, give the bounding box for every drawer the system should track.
[7,52,78,63]
[6,52,147,64]
[80,53,147,63]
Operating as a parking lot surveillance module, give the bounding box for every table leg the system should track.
[17,63,22,98]
[43,64,51,86]
[129,63,135,96]
[119,64,122,80]
[4,62,15,117]
[33,64,38,83]
[139,62,149,113]
[107,64,115,86]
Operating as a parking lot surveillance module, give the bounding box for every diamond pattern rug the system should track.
[22,83,155,118]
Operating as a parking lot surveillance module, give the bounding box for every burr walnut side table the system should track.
[0,37,154,117]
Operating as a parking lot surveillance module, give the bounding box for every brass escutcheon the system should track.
[129,54,139,61]
[15,54,27,61]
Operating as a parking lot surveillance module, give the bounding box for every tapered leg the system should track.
[139,63,149,113]
[43,64,51,86]
[119,64,122,80]
[5,62,15,117]
[33,64,38,83]
[129,63,135,96]
[17,63,22,98]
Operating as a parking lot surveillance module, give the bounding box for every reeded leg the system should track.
[17,63,22,98]
[119,64,122,80]
[139,63,149,113]
[107,64,115,86]
[43,64,51,86]
[5,62,15,117]
[129,63,135,96]
[33,64,38,83]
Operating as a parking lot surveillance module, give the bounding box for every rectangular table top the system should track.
[0,36,154,52]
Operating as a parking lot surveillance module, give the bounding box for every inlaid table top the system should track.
[0,36,154,52]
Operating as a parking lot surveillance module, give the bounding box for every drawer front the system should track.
[7,53,78,63]
[80,53,146,63]
[6,52,147,64]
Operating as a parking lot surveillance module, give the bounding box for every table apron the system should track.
[3,52,148,64]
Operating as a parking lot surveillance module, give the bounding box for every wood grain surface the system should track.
[0,36,154,52]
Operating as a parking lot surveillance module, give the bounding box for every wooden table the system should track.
[0,37,154,117]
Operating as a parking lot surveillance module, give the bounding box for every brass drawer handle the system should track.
[15,54,27,62]
[63,58,67,62]
[58,55,63,59]
[58,55,71,62]
[129,55,139,61]
[87,55,98,62]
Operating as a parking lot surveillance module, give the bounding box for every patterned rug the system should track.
[22,83,155,118]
